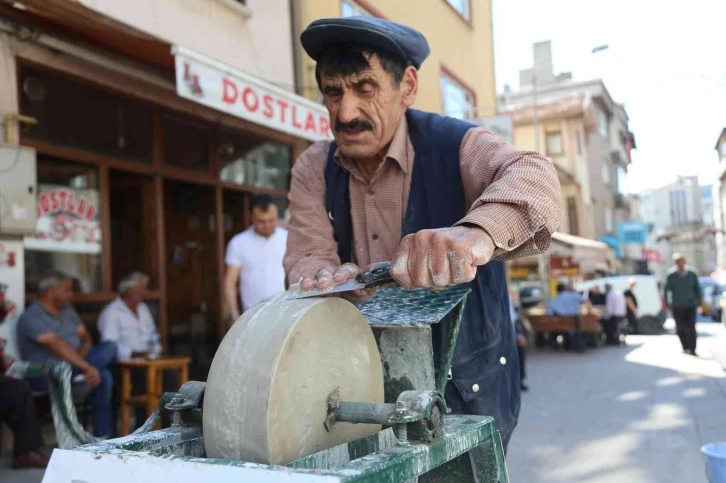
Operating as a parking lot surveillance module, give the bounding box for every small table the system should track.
[118,356,191,435]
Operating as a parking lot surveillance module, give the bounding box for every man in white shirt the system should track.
[603,283,627,346]
[98,272,161,360]
[223,194,288,324]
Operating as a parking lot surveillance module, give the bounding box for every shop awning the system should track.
[172,45,333,143]
[549,232,615,274]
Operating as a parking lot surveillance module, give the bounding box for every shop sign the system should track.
[550,256,580,278]
[24,185,101,254]
[641,248,661,262]
[173,45,333,143]
[510,266,532,280]
[0,240,23,360]
[619,221,648,244]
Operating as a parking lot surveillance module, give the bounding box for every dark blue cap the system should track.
[300,16,430,69]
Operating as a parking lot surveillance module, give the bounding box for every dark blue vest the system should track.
[324,109,520,446]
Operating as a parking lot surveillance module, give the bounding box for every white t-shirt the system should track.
[225,226,288,312]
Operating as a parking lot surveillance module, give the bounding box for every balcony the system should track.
[614,192,627,209]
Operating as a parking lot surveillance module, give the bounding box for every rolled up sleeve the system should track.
[455,127,562,260]
[283,141,341,284]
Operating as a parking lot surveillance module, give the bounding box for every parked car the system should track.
[699,277,721,318]
[577,275,667,334]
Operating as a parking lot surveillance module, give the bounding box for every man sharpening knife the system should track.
[284,16,562,452]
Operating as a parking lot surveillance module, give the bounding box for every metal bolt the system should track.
[396,423,409,447]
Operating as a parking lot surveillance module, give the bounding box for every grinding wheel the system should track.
[203,297,384,465]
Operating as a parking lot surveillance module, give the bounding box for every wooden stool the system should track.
[119,356,191,435]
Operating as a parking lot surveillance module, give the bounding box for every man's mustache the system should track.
[335,119,373,132]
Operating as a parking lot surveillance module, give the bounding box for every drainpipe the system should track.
[289,0,303,96]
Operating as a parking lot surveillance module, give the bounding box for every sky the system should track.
[492,0,726,194]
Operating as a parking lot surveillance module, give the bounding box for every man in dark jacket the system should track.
[284,16,562,454]
[664,253,702,355]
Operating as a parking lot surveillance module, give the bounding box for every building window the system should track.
[163,114,211,172]
[545,131,564,156]
[598,111,609,138]
[20,65,154,164]
[617,166,628,194]
[217,129,292,191]
[576,129,583,155]
[445,0,471,21]
[24,157,103,294]
[605,208,613,233]
[566,197,579,236]
[341,0,370,17]
[440,72,475,120]
[669,190,687,227]
[602,164,610,184]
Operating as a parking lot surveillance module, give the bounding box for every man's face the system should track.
[676,258,686,270]
[252,205,278,237]
[320,55,417,160]
[126,279,149,307]
[50,279,73,308]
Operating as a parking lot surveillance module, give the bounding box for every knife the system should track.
[292,261,394,299]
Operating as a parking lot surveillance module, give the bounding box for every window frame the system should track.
[439,66,477,120]
[443,0,472,24]
[340,0,385,18]
[545,131,564,157]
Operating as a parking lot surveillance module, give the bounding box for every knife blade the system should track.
[291,261,394,299]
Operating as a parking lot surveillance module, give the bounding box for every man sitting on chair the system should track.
[17,271,117,438]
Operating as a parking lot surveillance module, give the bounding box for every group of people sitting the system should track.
[1,270,161,469]
[545,279,638,348]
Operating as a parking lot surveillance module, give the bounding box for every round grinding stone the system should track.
[203,297,384,465]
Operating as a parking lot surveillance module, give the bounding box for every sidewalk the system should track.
[506,320,726,483]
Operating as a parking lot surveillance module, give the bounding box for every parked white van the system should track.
[576,275,667,334]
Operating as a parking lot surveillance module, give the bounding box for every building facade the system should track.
[0,0,327,376]
[293,0,498,119]
[714,128,726,274]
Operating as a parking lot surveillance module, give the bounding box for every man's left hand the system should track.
[390,226,495,290]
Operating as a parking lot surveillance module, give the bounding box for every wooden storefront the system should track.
[12,30,312,379]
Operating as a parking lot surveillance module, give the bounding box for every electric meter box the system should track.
[0,143,37,235]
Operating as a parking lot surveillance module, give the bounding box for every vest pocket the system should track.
[450,343,504,403]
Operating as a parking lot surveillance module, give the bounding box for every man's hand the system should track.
[300,263,377,304]
[390,226,495,289]
[83,365,101,388]
[516,334,528,348]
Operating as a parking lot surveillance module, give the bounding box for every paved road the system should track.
[506,319,726,483]
[4,320,726,483]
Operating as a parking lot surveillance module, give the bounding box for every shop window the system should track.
[217,130,291,191]
[19,65,153,164]
[163,115,211,172]
[24,157,103,294]
[440,72,475,120]
[566,197,579,236]
[545,131,564,156]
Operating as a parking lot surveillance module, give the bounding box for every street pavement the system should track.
[507,317,726,483]
[3,319,726,483]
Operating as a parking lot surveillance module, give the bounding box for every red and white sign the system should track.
[172,45,333,143]
[24,185,101,254]
[641,249,661,263]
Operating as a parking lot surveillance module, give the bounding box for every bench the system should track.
[525,313,602,352]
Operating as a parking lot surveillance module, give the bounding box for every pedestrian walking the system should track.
[664,253,702,355]
[624,278,639,333]
[604,283,627,345]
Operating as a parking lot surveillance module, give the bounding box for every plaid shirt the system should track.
[284,115,562,283]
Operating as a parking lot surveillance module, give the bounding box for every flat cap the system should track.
[300,16,430,69]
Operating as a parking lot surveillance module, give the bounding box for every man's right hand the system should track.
[83,365,101,388]
[300,263,377,304]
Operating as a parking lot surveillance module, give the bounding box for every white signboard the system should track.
[0,240,23,360]
[474,114,514,145]
[24,184,101,254]
[173,45,333,143]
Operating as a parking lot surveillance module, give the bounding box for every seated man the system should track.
[98,272,161,361]
[0,375,48,469]
[546,282,586,349]
[98,272,164,429]
[17,271,117,438]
